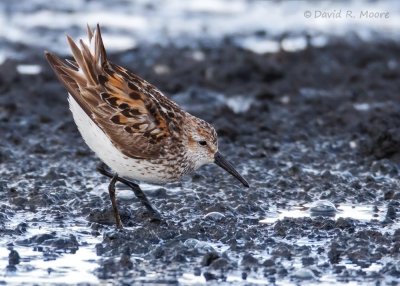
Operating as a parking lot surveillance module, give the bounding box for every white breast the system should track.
[68,95,170,184]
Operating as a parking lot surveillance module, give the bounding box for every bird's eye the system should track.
[198,140,207,146]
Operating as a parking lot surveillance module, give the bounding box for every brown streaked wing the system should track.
[108,63,183,111]
[88,62,176,160]
[46,25,178,160]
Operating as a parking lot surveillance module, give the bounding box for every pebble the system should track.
[310,200,337,217]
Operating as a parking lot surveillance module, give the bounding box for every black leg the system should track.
[108,173,123,228]
[97,163,162,220]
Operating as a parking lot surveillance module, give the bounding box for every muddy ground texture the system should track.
[1,37,400,284]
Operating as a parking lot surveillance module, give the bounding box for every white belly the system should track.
[68,95,170,184]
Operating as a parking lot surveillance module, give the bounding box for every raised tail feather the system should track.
[44,24,107,115]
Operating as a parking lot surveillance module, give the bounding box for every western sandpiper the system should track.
[45,24,249,227]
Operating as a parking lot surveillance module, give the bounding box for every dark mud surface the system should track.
[1,37,400,285]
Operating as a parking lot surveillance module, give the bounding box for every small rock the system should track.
[291,269,316,280]
[203,272,217,281]
[120,254,133,270]
[386,204,397,220]
[210,258,229,269]
[310,200,337,217]
[302,256,315,266]
[203,212,225,221]
[384,190,395,200]
[271,244,292,260]
[241,253,259,266]
[6,265,17,272]
[184,239,216,253]
[8,250,20,266]
[201,252,220,267]
[328,242,342,264]
[262,259,275,267]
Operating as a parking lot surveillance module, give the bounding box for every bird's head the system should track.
[186,116,249,187]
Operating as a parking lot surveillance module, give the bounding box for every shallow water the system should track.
[0,212,100,284]
[16,64,42,75]
[260,203,382,224]
[0,201,392,285]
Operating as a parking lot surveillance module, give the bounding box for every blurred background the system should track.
[1,0,400,285]
[0,0,399,61]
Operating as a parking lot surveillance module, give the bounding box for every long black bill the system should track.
[214,152,249,188]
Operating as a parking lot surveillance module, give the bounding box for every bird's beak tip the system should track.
[214,152,249,188]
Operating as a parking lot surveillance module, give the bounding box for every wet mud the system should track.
[1,38,400,285]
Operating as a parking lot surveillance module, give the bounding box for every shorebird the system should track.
[45,24,249,228]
